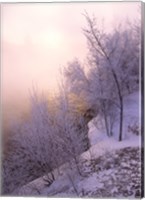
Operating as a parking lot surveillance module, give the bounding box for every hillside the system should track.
[12,91,141,198]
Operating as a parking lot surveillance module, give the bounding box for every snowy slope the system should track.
[14,146,141,198]
[77,147,141,198]
[82,91,140,160]
[88,91,140,145]
[13,91,141,198]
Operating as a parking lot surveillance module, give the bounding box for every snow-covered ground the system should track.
[78,147,141,198]
[88,91,140,145]
[81,134,140,161]
[82,91,140,160]
[13,91,141,198]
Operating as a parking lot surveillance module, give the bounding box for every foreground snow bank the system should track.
[78,147,141,198]
[15,146,141,198]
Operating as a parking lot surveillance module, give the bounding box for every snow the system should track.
[77,173,102,191]
[81,133,140,161]
[82,91,140,164]
[87,91,140,154]
[78,147,141,198]
[13,91,141,198]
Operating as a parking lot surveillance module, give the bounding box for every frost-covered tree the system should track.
[2,92,57,194]
[82,12,140,141]
[63,59,98,120]
[87,65,118,137]
[54,80,90,175]
[2,84,90,194]
[2,91,64,194]
[64,59,88,94]
[62,14,139,141]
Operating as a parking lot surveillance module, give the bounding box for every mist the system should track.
[1,2,139,127]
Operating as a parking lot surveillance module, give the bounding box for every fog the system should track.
[1,2,139,125]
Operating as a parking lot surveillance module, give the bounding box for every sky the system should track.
[1,2,140,121]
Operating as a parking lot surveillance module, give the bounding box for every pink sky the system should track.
[1,2,140,120]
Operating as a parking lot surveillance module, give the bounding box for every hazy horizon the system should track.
[1,2,139,122]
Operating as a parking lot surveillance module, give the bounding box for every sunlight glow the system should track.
[1,2,139,120]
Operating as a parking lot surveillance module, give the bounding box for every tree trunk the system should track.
[102,101,110,137]
[104,113,110,137]
[119,97,123,141]
[74,156,82,176]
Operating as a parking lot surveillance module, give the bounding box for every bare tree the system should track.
[82,12,139,141]
[55,80,90,176]
[2,82,90,194]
